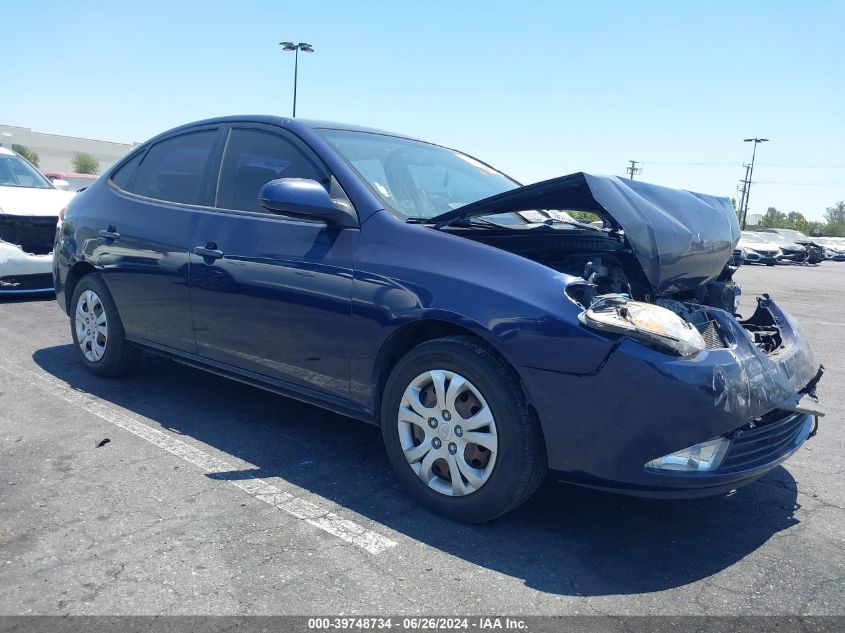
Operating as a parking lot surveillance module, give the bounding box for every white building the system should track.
[0,124,136,175]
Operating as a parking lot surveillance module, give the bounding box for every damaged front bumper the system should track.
[522,296,823,498]
[0,240,54,294]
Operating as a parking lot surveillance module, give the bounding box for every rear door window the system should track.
[131,130,218,205]
[215,128,325,214]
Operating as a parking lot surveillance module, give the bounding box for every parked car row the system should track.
[737,228,835,265]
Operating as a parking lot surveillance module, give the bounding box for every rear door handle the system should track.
[193,244,224,260]
[98,227,120,240]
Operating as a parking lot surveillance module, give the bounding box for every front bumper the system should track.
[744,251,779,264]
[779,249,809,263]
[521,296,821,497]
[0,241,54,294]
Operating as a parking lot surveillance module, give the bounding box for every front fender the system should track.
[349,210,616,409]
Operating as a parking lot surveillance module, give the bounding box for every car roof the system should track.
[146,115,419,144]
[0,147,15,156]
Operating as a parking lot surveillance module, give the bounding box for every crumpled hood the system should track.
[0,186,75,217]
[431,172,740,295]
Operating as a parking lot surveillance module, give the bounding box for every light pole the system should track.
[740,137,769,229]
[279,42,314,117]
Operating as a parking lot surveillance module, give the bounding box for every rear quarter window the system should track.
[130,130,218,205]
[110,151,145,191]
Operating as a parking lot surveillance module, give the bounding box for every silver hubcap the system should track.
[398,370,498,497]
[74,290,108,362]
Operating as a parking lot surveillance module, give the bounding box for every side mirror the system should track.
[52,178,71,190]
[258,178,339,222]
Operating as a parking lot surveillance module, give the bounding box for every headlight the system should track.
[578,295,705,356]
[645,437,730,472]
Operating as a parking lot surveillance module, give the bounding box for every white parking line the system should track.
[0,358,397,555]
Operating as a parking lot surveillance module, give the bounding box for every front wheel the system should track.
[381,336,546,522]
[70,274,139,377]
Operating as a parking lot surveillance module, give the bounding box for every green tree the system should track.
[786,210,805,228]
[72,152,100,174]
[760,206,788,228]
[795,217,823,235]
[824,201,845,236]
[11,144,39,167]
[806,222,826,236]
[568,210,599,221]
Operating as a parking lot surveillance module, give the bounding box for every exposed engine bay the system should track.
[425,172,789,356]
[445,221,780,356]
[0,214,58,256]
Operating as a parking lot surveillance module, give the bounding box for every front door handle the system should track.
[193,243,224,260]
[98,227,120,240]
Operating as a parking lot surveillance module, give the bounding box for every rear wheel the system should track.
[381,336,546,522]
[70,274,139,377]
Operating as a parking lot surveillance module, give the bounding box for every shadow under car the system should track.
[33,343,802,597]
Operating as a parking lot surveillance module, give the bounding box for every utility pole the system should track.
[626,160,642,180]
[738,164,751,227]
[740,138,769,230]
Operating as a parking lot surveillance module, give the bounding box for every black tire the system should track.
[381,335,546,522]
[70,274,140,377]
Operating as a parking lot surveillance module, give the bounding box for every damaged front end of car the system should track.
[0,213,59,294]
[429,172,824,496]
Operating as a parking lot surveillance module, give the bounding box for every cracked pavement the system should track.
[0,263,842,615]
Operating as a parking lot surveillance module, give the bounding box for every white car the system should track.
[816,237,845,261]
[738,231,782,265]
[0,147,75,294]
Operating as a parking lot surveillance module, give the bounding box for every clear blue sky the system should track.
[3,0,842,220]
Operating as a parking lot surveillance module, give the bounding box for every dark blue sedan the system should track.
[53,116,824,521]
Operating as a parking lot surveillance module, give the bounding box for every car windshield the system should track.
[0,153,53,189]
[317,129,520,221]
[741,231,764,240]
[757,232,788,242]
[777,229,809,241]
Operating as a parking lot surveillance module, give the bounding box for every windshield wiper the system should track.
[449,217,503,228]
[406,216,502,228]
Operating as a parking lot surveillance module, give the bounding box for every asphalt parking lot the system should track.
[1,262,842,616]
